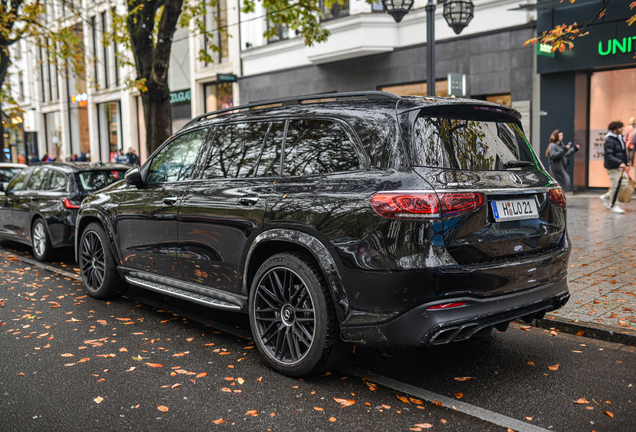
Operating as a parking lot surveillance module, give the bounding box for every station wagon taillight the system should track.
[61,198,81,209]
[369,192,485,219]
[548,187,567,208]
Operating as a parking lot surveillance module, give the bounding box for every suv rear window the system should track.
[77,170,127,191]
[412,115,535,170]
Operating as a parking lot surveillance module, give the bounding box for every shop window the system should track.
[45,112,62,161]
[204,82,234,113]
[588,68,636,187]
[98,101,122,163]
[380,81,449,98]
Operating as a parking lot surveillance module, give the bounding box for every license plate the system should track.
[491,198,538,222]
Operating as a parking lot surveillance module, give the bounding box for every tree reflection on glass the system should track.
[204,122,271,179]
[413,117,532,170]
[284,120,360,176]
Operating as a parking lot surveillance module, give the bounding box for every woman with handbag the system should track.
[546,129,579,192]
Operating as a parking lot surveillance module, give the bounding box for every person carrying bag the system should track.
[600,121,630,213]
[546,129,579,191]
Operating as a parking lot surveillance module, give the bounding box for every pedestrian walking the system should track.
[546,129,579,191]
[115,149,129,164]
[126,147,140,166]
[599,121,629,214]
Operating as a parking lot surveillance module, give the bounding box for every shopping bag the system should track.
[618,173,636,203]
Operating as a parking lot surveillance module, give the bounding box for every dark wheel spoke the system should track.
[270,271,286,303]
[257,285,282,309]
[293,323,313,347]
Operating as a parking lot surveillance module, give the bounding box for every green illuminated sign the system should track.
[537,43,555,58]
[170,89,191,104]
[598,36,636,56]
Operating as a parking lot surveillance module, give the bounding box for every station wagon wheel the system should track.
[31,219,52,262]
[249,252,344,376]
[79,222,127,299]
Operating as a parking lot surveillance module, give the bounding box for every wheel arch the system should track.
[75,210,121,265]
[243,229,350,325]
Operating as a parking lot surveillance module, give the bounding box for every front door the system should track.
[117,128,209,278]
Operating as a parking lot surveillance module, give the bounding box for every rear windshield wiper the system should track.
[503,161,534,169]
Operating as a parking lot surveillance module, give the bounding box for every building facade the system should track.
[535,0,636,191]
[3,0,242,166]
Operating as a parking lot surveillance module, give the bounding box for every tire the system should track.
[31,219,52,262]
[249,252,345,377]
[79,222,127,299]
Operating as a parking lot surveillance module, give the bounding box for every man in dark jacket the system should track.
[600,121,629,214]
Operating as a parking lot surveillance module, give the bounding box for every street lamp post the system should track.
[382,0,474,97]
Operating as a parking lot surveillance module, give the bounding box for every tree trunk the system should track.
[142,82,172,156]
[127,0,184,157]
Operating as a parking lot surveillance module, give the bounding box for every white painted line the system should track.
[339,365,551,432]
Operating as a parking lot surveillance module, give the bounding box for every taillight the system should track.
[548,187,566,208]
[369,192,485,219]
[61,198,81,209]
[426,302,466,310]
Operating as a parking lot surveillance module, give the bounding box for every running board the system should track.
[125,276,244,312]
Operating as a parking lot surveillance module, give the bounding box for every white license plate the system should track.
[491,198,539,222]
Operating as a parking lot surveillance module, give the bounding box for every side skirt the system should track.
[119,267,248,312]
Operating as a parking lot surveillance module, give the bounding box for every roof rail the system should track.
[183,91,400,128]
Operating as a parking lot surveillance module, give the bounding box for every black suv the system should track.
[0,162,129,261]
[76,92,571,376]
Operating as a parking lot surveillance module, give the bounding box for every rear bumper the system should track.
[341,275,569,348]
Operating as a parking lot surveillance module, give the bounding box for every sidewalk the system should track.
[536,192,636,345]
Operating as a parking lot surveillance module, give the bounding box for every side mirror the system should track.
[125,167,143,187]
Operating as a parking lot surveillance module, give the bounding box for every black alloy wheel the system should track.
[249,252,344,376]
[79,222,127,299]
[31,219,52,262]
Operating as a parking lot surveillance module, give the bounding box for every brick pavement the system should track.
[539,192,636,342]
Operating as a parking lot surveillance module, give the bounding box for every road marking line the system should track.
[3,251,81,281]
[339,365,550,432]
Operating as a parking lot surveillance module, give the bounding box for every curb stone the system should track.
[534,317,636,347]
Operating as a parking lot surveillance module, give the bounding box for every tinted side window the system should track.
[147,128,208,183]
[0,168,23,182]
[48,171,67,190]
[6,169,31,192]
[283,119,360,176]
[25,167,50,190]
[203,122,271,179]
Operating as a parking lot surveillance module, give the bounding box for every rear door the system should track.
[177,121,281,294]
[408,107,565,268]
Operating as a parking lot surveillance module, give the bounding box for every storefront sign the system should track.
[170,89,191,104]
[537,43,555,58]
[598,36,636,56]
[537,18,636,74]
[217,73,237,83]
[447,73,466,97]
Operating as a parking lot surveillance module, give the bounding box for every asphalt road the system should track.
[1,243,635,432]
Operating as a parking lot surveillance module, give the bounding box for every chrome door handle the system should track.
[238,195,259,206]
[162,196,178,206]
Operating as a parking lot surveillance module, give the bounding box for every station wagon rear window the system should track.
[77,170,127,191]
[412,115,536,171]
